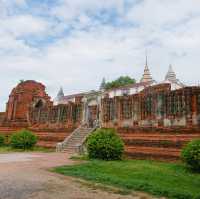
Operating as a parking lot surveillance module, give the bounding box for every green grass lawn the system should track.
[0,146,54,153]
[54,159,200,199]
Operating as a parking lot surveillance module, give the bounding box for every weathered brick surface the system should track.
[0,80,75,148]
[1,81,200,161]
[4,80,52,126]
[0,112,5,123]
[101,84,200,129]
[0,127,74,148]
[118,127,200,160]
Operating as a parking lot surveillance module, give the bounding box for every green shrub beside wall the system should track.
[10,129,37,150]
[181,139,200,172]
[87,128,124,160]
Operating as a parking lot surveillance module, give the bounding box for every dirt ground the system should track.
[0,152,158,199]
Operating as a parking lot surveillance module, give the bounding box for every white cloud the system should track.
[0,15,50,37]
[127,0,200,27]
[52,0,125,21]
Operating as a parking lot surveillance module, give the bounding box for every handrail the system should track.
[62,126,82,144]
[79,127,96,147]
[76,127,97,154]
[56,126,82,152]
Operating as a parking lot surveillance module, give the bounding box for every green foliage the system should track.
[0,134,5,146]
[86,128,124,160]
[181,139,200,172]
[10,129,37,150]
[54,160,200,199]
[105,76,136,90]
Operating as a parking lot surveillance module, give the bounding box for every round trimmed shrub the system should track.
[10,129,37,150]
[181,139,200,171]
[86,128,124,160]
[0,134,5,146]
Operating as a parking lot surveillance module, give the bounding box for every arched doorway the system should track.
[34,99,45,109]
[82,92,101,128]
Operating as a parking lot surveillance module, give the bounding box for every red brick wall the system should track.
[101,85,200,129]
[5,80,52,124]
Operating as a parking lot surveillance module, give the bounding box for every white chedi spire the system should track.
[57,87,64,99]
[163,64,185,89]
[140,55,154,83]
[165,64,177,83]
[54,87,64,105]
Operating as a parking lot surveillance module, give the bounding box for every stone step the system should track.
[62,150,77,154]
[67,137,86,140]
[125,146,181,161]
[120,133,200,139]
[123,138,187,148]
[64,140,83,145]
[72,132,90,136]
[122,136,199,142]
[0,127,21,134]
[68,137,86,141]
[120,131,200,160]
[63,148,78,153]
[64,139,81,142]
[58,127,94,152]
[63,143,81,147]
[71,134,87,137]
[117,128,200,135]
[36,141,57,148]
[66,145,79,148]
[33,131,72,134]
[121,133,200,153]
[36,135,68,139]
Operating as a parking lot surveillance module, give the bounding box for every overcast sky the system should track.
[0,0,200,111]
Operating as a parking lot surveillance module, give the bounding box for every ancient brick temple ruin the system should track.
[5,80,52,126]
[0,63,200,160]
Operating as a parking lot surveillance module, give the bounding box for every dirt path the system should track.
[0,152,156,199]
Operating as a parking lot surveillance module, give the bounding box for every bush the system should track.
[86,128,124,160]
[10,129,37,150]
[181,139,200,171]
[0,134,5,146]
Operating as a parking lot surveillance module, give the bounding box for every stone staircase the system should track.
[56,127,95,154]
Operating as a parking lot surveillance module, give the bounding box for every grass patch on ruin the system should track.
[0,146,54,153]
[53,159,200,199]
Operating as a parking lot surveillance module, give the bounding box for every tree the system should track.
[105,76,136,90]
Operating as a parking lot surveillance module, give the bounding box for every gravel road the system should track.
[0,152,157,199]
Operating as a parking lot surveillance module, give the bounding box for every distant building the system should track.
[54,57,184,105]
